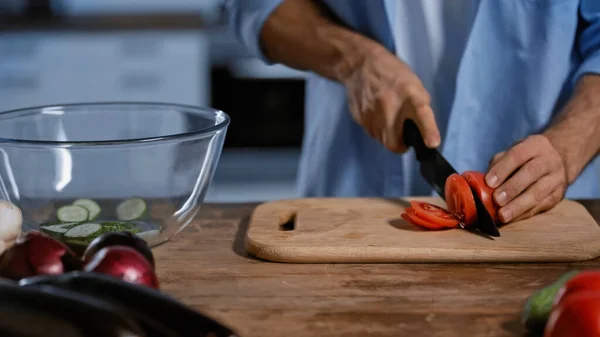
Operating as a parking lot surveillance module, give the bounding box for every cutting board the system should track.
[244,197,600,263]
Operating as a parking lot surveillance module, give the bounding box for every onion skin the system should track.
[84,246,159,289]
[83,231,155,268]
[0,200,22,249]
[0,231,81,280]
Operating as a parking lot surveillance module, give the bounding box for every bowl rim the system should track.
[0,102,231,147]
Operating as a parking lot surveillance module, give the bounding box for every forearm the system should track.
[260,0,383,82]
[544,74,600,183]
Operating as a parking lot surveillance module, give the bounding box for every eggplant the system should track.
[0,278,145,337]
[20,272,239,337]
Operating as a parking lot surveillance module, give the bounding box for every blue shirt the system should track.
[225,0,600,199]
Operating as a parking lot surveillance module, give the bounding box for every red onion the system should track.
[84,246,159,289]
[0,231,80,280]
[83,231,154,268]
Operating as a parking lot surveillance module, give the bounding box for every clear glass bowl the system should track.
[0,102,229,252]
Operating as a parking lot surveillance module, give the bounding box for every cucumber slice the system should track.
[116,198,147,221]
[57,205,89,223]
[72,199,101,221]
[64,223,102,239]
[39,223,73,234]
[135,229,160,240]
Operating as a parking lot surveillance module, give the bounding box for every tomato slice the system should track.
[462,171,499,221]
[444,173,477,226]
[409,201,459,228]
[401,207,448,230]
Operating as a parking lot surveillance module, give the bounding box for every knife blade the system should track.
[402,119,500,237]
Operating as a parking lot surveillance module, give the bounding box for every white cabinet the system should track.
[0,31,210,112]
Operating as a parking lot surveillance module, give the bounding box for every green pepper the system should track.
[522,270,580,332]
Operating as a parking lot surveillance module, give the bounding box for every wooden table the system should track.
[153,200,600,337]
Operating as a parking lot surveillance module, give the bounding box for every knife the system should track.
[402,119,500,238]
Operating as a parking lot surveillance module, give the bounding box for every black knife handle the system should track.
[403,119,432,160]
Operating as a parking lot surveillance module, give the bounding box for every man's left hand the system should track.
[485,135,568,223]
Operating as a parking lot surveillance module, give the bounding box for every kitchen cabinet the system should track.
[0,30,209,112]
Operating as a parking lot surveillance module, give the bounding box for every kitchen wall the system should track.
[0,0,306,203]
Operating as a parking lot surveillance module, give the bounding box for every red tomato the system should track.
[409,201,459,228]
[544,291,600,337]
[553,271,600,307]
[462,171,499,221]
[444,173,477,226]
[401,207,448,230]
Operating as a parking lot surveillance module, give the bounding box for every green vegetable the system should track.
[40,220,142,245]
[135,229,161,241]
[116,198,147,221]
[39,223,74,234]
[57,205,89,222]
[72,199,102,221]
[64,223,102,239]
[522,270,580,331]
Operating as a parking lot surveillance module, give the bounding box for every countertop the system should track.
[152,200,600,337]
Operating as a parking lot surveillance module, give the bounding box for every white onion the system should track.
[0,201,22,249]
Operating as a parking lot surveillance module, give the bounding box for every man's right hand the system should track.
[257,0,440,152]
[341,46,440,153]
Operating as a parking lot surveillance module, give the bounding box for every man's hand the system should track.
[341,46,441,153]
[485,135,568,223]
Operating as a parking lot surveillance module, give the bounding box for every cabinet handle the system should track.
[119,39,161,58]
[118,73,162,91]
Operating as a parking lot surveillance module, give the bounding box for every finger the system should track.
[488,151,506,169]
[511,187,565,222]
[377,90,406,152]
[493,156,550,207]
[496,174,561,223]
[485,136,542,189]
[402,85,439,148]
[410,103,440,148]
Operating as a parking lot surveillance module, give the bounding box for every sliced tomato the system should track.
[402,207,449,230]
[462,171,499,221]
[444,173,477,226]
[409,201,459,228]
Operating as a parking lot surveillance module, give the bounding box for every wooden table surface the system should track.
[153,200,600,337]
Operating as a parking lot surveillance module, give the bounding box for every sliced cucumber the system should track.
[72,199,101,221]
[57,205,89,223]
[135,229,160,240]
[116,198,147,221]
[64,223,102,239]
[39,223,73,234]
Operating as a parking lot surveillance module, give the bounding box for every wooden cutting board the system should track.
[244,197,600,263]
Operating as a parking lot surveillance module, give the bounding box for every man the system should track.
[224,0,600,223]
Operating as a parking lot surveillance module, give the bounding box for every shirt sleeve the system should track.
[223,0,284,63]
[573,0,600,84]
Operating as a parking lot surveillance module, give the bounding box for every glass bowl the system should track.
[0,102,229,253]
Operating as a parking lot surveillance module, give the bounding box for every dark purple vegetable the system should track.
[83,231,155,268]
[84,246,159,289]
[0,277,144,337]
[20,272,239,337]
[0,231,81,280]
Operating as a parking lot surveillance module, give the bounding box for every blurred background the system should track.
[0,0,305,203]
